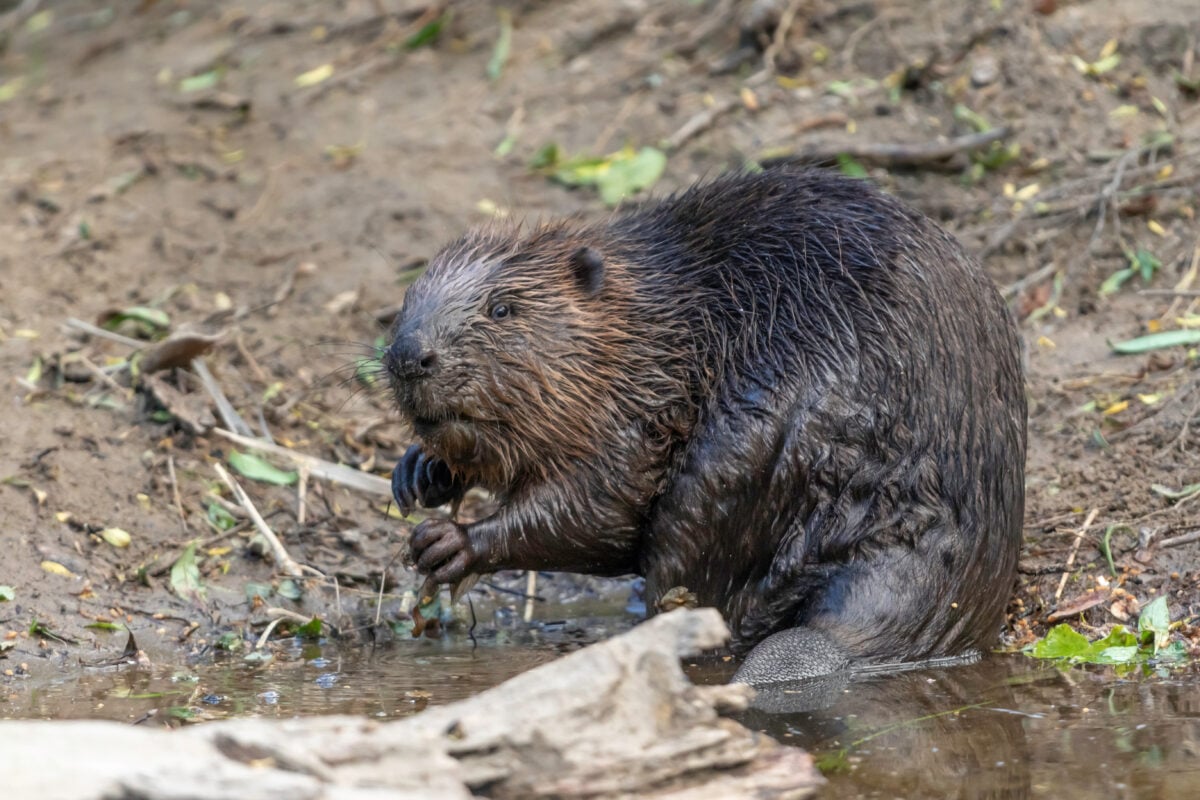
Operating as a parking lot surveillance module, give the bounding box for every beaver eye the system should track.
[489,303,511,321]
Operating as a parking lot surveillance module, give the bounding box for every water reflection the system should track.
[734,657,1200,799]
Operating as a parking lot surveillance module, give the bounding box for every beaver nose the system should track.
[387,333,439,380]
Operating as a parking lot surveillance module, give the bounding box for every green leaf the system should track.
[179,70,221,93]
[1094,645,1139,664]
[1110,330,1200,354]
[0,586,13,602]
[596,147,667,206]
[1133,249,1161,283]
[1150,482,1200,501]
[244,582,273,602]
[953,104,992,133]
[100,306,171,333]
[1156,641,1189,662]
[277,579,303,601]
[1138,595,1172,653]
[836,153,868,178]
[1099,267,1135,297]
[85,621,123,631]
[206,500,238,531]
[216,631,243,652]
[530,143,560,170]
[296,617,323,639]
[228,450,298,486]
[170,542,207,605]
[486,10,512,81]
[404,12,450,50]
[1030,624,1092,659]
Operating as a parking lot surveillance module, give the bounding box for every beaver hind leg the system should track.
[731,626,851,685]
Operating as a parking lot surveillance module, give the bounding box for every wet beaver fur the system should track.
[384,168,1026,684]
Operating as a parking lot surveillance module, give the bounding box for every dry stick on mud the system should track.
[1054,508,1099,603]
[213,462,309,579]
[213,427,392,497]
[773,126,1015,168]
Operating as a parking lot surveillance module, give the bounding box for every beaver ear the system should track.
[570,246,605,297]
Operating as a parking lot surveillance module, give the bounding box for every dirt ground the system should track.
[1,0,1199,682]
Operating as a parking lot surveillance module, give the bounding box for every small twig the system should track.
[255,618,285,649]
[213,462,308,578]
[523,571,538,623]
[1054,508,1098,602]
[1002,261,1059,300]
[1159,529,1200,549]
[64,317,144,349]
[663,96,741,152]
[1139,289,1200,298]
[193,358,255,438]
[297,465,310,526]
[76,355,133,400]
[167,455,188,534]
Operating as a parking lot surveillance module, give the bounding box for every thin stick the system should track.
[192,358,255,438]
[213,462,307,578]
[167,455,188,534]
[64,317,144,349]
[212,427,392,497]
[297,465,310,526]
[1159,529,1200,549]
[1002,261,1059,300]
[523,571,538,623]
[1055,508,1098,602]
[1139,289,1200,298]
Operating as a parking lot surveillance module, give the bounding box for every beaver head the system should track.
[385,225,665,489]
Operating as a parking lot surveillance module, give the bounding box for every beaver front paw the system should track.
[410,518,476,584]
[392,445,464,514]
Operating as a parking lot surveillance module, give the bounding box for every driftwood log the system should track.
[0,609,822,799]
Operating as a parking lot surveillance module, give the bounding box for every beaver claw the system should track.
[411,518,475,584]
[392,445,464,515]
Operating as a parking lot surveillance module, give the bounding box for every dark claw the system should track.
[391,445,464,514]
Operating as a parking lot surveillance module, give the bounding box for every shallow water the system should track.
[4,612,1200,798]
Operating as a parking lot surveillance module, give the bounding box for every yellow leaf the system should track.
[1036,336,1056,349]
[1147,319,1162,332]
[1147,219,1166,236]
[1157,164,1174,180]
[1014,182,1041,201]
[207,546,232,557]
[294,63,334,88]
[1103,400,1130,416]
[54,511,72,523]
[1100,39,1119,60]
[1137,394,1161,405]
[41,561,75,577]
[740,86,760,111]
[100,528,131,548]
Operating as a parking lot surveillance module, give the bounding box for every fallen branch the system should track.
[767,126,1015,168]
[0,609,822,799]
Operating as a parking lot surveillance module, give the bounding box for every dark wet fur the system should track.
[385,168,1027,678]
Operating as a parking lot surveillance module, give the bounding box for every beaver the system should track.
[384,168,1026,684]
